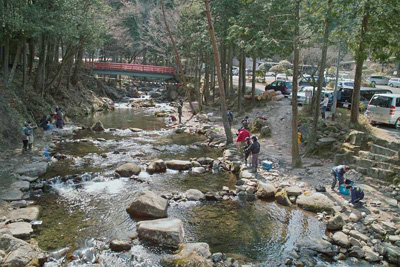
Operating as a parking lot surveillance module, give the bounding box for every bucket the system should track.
[262,160,273,171]
[339,185,350,195]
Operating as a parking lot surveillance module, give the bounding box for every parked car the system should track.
[265,72,276,77]
[232,67,239,76]
[288,87,333,110]
[389,78,400,88]
[265,80,292,95]
[366,75,390,86]
[337,87,392,109]
[338,80,354,89]
[299,76,326,87]
[365,94,400,128]
[276,74,287,80]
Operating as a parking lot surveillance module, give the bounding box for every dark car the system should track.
[265,80,293,95]
[337,87,392,109]
[299,77,327,87]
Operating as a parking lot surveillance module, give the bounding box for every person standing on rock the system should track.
[321,94,329,120]
[244,137,252,166]
[245,136,261,172]
[21,122,29,152]
[24,121,36,151]
[236,127,250,157]
[241,116,250,130]
[331,165,350,190]
[227,109,234,127]
[177,100,183,124]
[346,185,364,205]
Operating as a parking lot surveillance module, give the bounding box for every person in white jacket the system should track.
[320,94,329,120]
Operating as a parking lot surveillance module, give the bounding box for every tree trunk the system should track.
[241,50,246,103]
[309,0,332,149]
[45,45,76,92]
[291,0,302,168]
[34,35,46,92]
[251,55,257,102]
[204,0,233,144]
[229,44,234,96]
[351,4,370,125]
[161,0,195,114]
[8,40,22,86]
[238,49,243,112]
[2,35,9,86]
[28,40,34,76]
[221,44,226,95]
[71,39,84,86]
[212,64,216,103]
[204,57,210,105]
[22,41,27,92]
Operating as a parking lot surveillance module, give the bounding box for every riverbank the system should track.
[0,98,399,266]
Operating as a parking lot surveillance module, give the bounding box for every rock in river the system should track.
[15,162,48,177]
[146,160,167,174]
[137,218,184,248]
[296,192,334,213]
[126,191,168,219]
[185,189,205,201]
[109,240,131,252]
[116,163,141,177]
[275,189,292,207]
[286,186,303,197]
[256,182,277,199]
[5,222,34,238]
[326,214,345,231]
[161,242,212,267]
[7,206,39,222]
[166,160,193,171]
[332,231,350,248]
[91,120,105,132]
[191,167,206,174]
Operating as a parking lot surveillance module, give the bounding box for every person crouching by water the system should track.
[244,137,252,166]
[346,185,364,205]
[331,165,350,190]
[245,136,261,173]
[236,127,250,158]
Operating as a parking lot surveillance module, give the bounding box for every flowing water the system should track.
[30,102,364,266]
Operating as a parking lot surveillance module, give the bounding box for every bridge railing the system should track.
[84,62,176,75]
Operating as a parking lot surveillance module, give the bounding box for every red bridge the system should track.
[84,62,176,79]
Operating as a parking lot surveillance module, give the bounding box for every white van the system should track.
[365,94,400,128]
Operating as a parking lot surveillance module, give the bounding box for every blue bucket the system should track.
[339,185,350,195]
[262,161,273,171]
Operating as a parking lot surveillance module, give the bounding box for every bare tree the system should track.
[204,0,233,144]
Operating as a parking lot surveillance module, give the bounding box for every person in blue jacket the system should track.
[331,165,350,190]
[346,185,364,204]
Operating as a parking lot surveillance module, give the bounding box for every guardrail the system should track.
[84,62,176,75]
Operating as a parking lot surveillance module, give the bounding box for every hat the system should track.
[251,135,257,141]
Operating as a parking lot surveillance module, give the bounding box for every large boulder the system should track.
[5,222,33,238]
[146,160,167,174]
[137,218,184,248]
[326,215,345,231]
[0,234,43,267]
[91,121,105,132]
[286,186,303,197]
[166,160,193,171]
[299,238,335,256]
[161,243,212,267]
[332,231,350,248]
[256,182,277,199]
[15,162,48,177]
[116,163,141,177]
[275,189,292,207]
[296,192,334,213]
[185,189,205,201]
[126,191,168,219]
[7,207,40,222]
[0,189,25,201]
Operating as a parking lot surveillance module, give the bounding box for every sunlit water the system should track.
[30,102,367,266]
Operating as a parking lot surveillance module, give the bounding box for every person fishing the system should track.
[331,165,350,190]
[245,136,261,173]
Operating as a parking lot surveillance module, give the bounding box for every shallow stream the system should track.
[31,102,363,266]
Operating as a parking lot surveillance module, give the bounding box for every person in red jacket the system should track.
[236,127,250,157]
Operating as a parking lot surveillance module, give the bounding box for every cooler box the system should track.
[262,161,273,171]
[339,185,350,195]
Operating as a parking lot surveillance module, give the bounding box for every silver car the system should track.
[367,75,390,86]
[389,78,400,88]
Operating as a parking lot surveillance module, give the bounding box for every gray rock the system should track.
[15,162,48,177]
[299,238,335,256]
[349,246,365,259]
[286,186,303,197]
[109,240,131,252]
[161,242,212,267]
[256,182,277,199]
[327,215,345,231]
[275,189,292,207]
[166,160,193,171]
[211,252,226,263]
[129,128,143,132]
[349,212,362,222]
[239,170,255,179]
[197,157,214,166]
[5,222,33,238]
[0,189,25,201]
[371,223,387,235]
[382,242,400,264]
[185,189,205,201]
[137,218,184,248]
[191,167,206,174]
[296,192,334,213]
[363,246,380,262]
[7,206,40,222]
[18,176,39,182]
[349,230,369,242]
[389,235,400,242]
[332,231,350,248]
[191,161,201,167]
[116,163,141,177]
[349,237,362,248]
[146,160,167,174]
[126,191,168,219]
[91,121,105,132]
